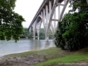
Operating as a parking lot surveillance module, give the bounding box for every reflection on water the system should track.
[0,40,55,56]
[29,40,54,51]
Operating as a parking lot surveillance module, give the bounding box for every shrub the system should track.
[54,11,88,51]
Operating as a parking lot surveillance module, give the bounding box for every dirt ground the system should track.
[0,56,88,66]
[0,55,46,66]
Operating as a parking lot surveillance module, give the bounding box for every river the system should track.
[0,39,55,57]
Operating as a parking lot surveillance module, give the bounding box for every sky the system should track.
[14,0,71,28]
[14,0,43,28]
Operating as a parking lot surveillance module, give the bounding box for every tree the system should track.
[69,0,87,12]
[0,0,25,41]
[54,0,88,51]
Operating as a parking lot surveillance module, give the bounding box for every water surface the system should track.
[0,40,55,56]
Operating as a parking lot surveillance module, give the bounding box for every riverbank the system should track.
[0,47,88,66]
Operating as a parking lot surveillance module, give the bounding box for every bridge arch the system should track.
[28,0,69,41]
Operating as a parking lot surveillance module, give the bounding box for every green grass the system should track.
[5,47,71,59]
[35,51,88,66]
[59,53,88,63]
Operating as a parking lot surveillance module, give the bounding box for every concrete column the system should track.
[36,21,41,40]
[57,2,60,28]
[49,1,54,33]
[41,11,46,29]
[33,21,36,40]
[47,0,58,40]
[59,0,69,21]
[37,29,39,40]
[45,5,49,41]
[36,23,39,40]
[54,8,56,33]
[49,1,52,16]
[58,4,60,20]
[48,0,58,28]
[42,9,47,40]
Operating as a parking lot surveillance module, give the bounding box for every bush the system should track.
[54,11,88,51]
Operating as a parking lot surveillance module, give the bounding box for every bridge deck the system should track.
[29,0,63,29]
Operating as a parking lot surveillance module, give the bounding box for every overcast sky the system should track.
[14,0,43,28]
[14,0,71,28]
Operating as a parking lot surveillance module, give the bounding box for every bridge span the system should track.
[28,0,69,41]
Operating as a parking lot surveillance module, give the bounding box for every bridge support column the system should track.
[37,29,39,40]
[42,9,49,41]
[59,0,69,22]
[49,0,55,35]
[36,21,41,40]
[45,5,49,41]
[33,22,36,40]
[54,7,56,34]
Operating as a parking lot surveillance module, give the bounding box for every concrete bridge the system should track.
[28,0,69,41]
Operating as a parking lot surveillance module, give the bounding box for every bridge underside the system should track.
[28,0,69,41]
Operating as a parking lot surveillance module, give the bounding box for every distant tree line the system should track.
[21,28,53,39]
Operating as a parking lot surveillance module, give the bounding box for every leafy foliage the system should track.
[54,0,88,51]
[69,0,87,12]
[0,0,25,41]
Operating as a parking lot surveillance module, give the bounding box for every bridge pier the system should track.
[36,29,40,40]
[32,21,36,40]
[32,18,42,40]
[36,20,41,40]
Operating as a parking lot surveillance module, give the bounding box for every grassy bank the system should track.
[35,53,88,66]
[3,47,88,66]
[5,47,71,59]
[35,48,88,66]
